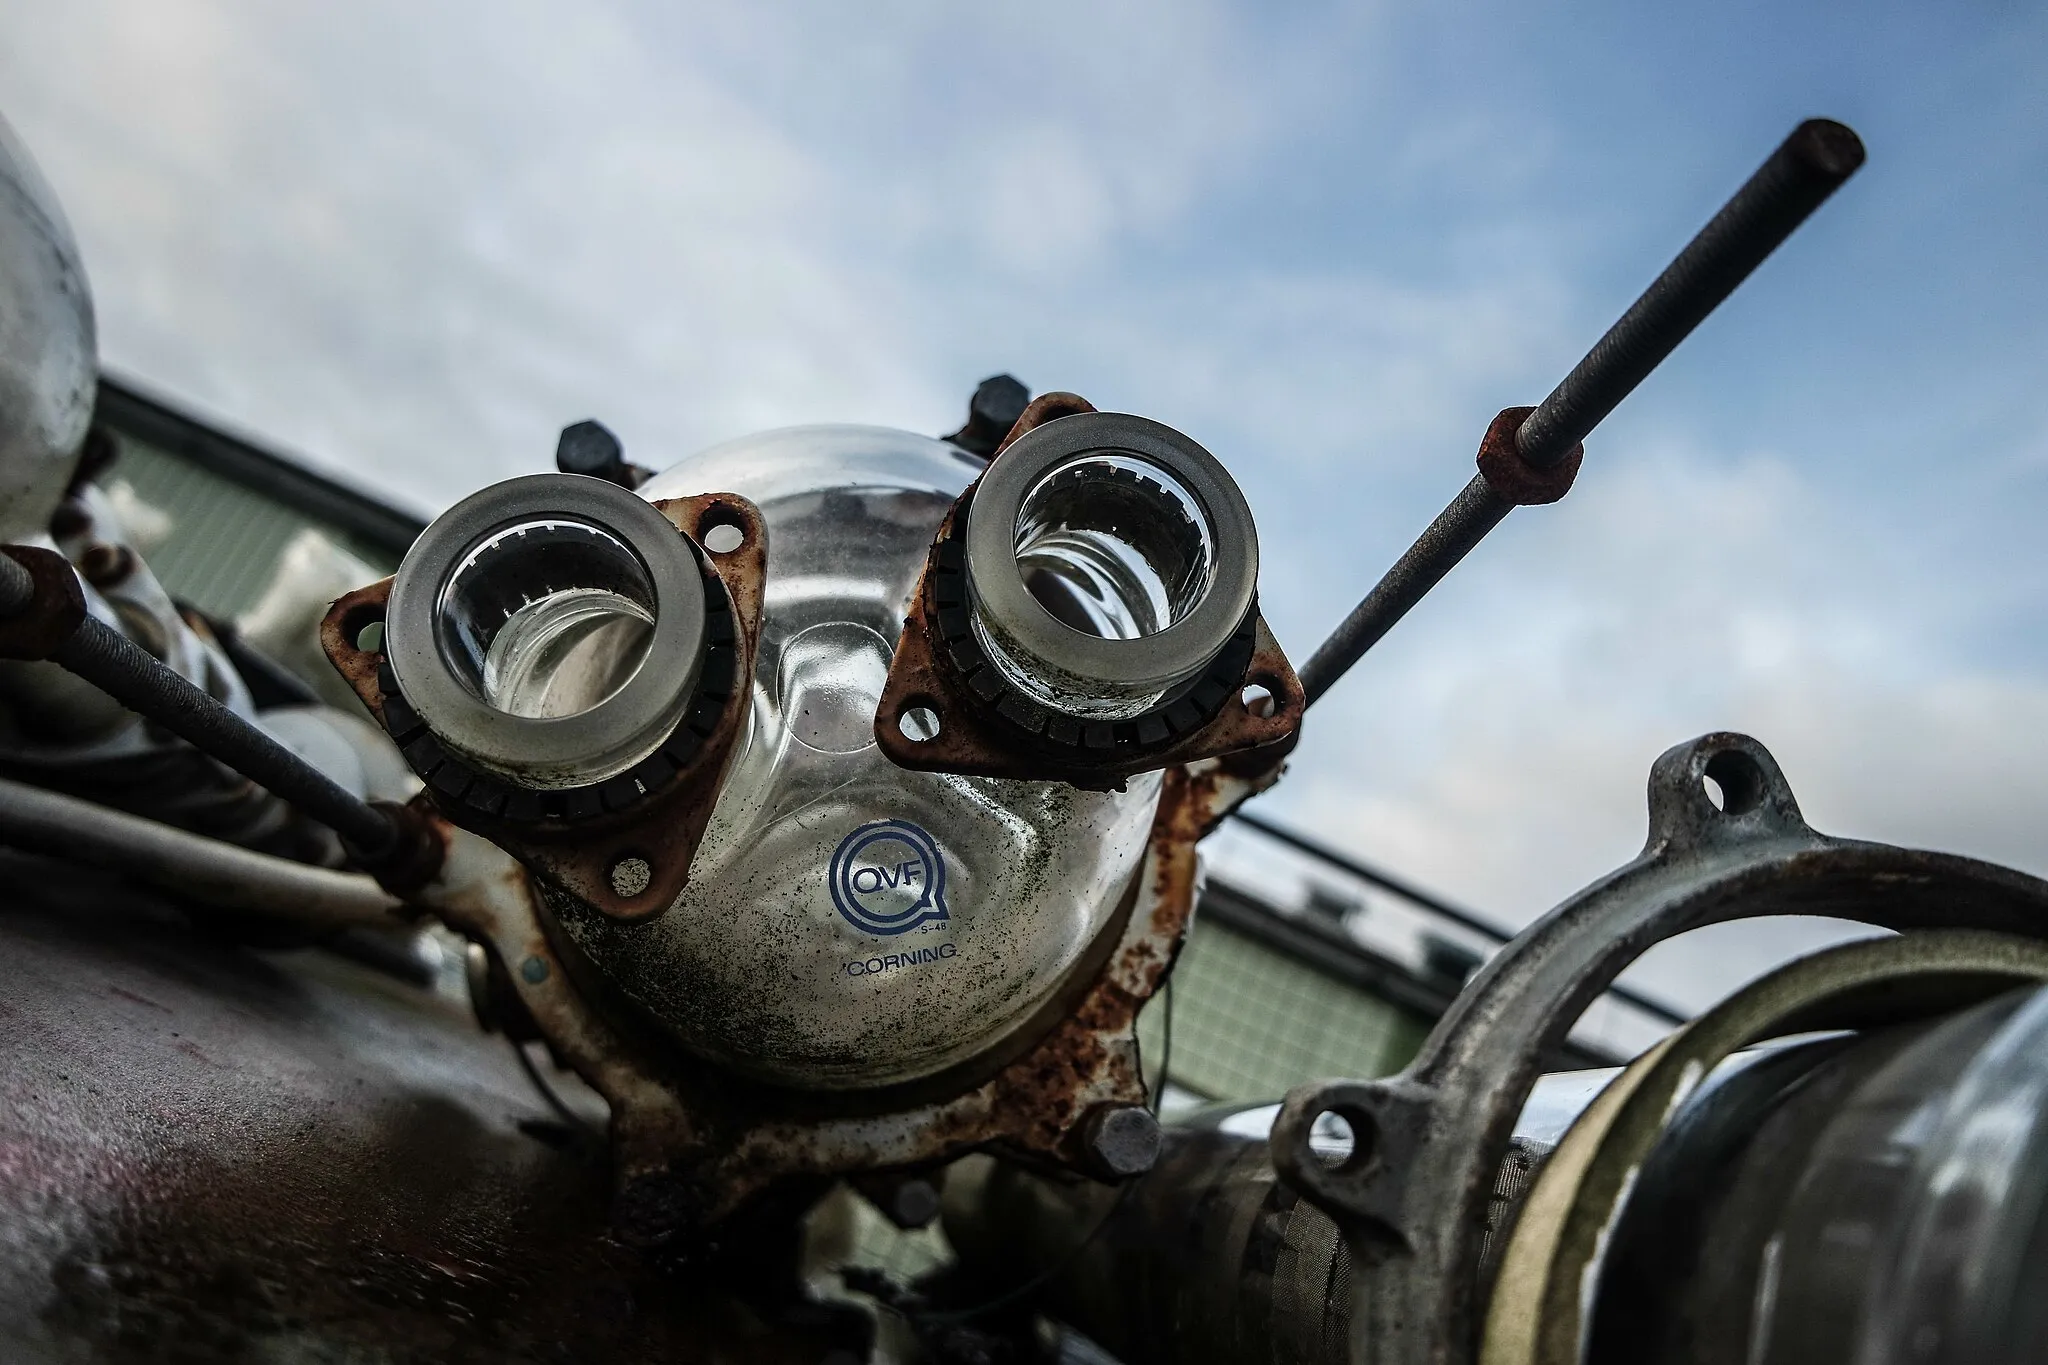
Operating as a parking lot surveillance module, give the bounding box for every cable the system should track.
[912,1178,1140,1326]
[1151,973,1175,1115]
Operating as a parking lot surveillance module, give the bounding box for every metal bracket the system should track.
[1270,731,2048,1365]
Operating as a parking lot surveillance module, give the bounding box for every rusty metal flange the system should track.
[1270,732,2048,1365]
[321,492,766,921]
[874,399,1303,789]
[412,749,1281,1243]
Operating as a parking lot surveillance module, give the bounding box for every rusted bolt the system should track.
[609,855,653,898]
[852,1172,942,1230]
[1081,1102,1161,1179]
[79,542,137,589]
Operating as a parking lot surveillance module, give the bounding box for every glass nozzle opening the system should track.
[436,518,656,720]
[963,413,1258,723]
[1014,454,1216,644]
[385,473,708,791]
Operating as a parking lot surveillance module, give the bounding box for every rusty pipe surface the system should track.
[0,773,403,926]
[1299,119,1864,706]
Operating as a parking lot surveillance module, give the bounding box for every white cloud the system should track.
[1268,440,2048,1010]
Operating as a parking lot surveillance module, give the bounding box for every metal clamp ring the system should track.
[385,473,707,791]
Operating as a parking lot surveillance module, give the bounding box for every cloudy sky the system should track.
[2,0,2044,1011]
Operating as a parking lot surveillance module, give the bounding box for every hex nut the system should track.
[1082,1102,1161,1179]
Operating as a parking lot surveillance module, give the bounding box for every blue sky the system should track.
[2,0,2043,1008]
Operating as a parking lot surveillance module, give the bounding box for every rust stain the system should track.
[991,391,1098,457]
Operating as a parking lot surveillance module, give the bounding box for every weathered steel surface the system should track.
[0,873,841,1363]
[1271,732,2048,1365]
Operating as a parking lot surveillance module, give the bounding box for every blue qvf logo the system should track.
[829,820,949,936]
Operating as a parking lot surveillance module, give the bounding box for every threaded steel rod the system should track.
[0,552,32,615]
[47,615,398,857]
[3,548,396,857]
[1516,119,1865,469]
[1299,476,1509,703]
[1299,119,1864,707]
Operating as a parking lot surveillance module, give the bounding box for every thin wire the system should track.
[910,981,1174,1326]
[1150,973,1175,1115]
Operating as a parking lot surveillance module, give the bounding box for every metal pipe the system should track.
[0,774,402,926]
[1299,119,1864,706]
[3,547,404,864]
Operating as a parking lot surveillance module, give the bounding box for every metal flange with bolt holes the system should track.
[876,399,1304,789]
[321,491,767,922]
[1269,732,2048,1365]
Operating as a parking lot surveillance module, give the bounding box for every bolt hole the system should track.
[609,855,653,899]
[338,600,388,655]
[898,704,942,743]
[1702,749,1765,816]
[1311,1107,1377,1172]
[698,506,747,554]
[1241,680,1277,719]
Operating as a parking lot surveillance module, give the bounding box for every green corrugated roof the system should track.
[107,438,399,620]
[1140,916,1430,1103]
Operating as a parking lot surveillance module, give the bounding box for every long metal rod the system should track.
[1229,807,1687,1027]
[0,775,401,926]
[0,552,398,858]
[1298,475,1510,704]
[1299,118,1865,705]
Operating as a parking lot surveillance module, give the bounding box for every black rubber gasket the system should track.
[378,549,740,826]
[928,486,1257,760]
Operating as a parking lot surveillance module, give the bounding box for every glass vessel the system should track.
[551,427,1164,1090]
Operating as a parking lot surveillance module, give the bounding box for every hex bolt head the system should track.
[555,419,627,482]
[887,1178,941,1229]
[946,374,1031,458]
[970,374,1028,434]
[1081,1102,1161,1179]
